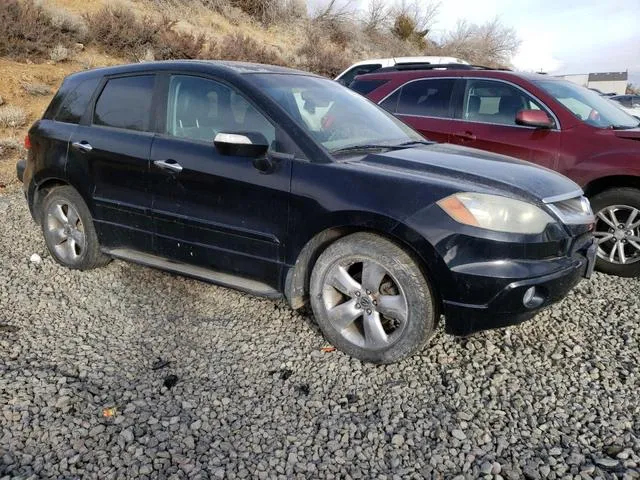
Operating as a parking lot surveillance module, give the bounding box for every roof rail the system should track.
[376,63,511,73]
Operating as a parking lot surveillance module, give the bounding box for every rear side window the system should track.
[349,79,388,96]
[93,75,155,132]
[396,79,456,118]
[55,77,100,124]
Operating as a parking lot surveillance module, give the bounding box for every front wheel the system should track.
[309,232,437,364]
[590,188,640,277]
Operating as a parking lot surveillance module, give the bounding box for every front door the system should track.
[450,78,561,170]
[68,74,157,252]
[149,74,293,289]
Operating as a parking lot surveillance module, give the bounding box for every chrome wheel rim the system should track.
[322,259,408,350]
[594,205,640,265]
[45,201,86,263]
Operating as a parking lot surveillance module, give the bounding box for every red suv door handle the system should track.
[454,131,476,141]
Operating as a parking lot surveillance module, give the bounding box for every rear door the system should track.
[67,74,158,252]
[148,74,294,289]
[381,78,460,144]
[449,78,561,169]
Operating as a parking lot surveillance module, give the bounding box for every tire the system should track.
[40,186,110,270]
[590,188,640,277]
[309,232,436,364]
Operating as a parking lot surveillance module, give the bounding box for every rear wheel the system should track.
[309,232,436,364]
[40,186,110,270]
[590,188,640,277]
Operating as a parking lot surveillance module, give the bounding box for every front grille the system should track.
[548,196,595,225]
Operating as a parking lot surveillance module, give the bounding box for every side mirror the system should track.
[515,109,554,129]
[214,132,269,158]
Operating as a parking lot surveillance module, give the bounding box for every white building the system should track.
[556,71,628,95]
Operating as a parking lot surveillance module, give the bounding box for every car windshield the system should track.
[535,80,639,129]
[245,73,423,153]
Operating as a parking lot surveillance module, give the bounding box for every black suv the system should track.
[17,61,596,363]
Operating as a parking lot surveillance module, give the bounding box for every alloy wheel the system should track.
[321,259,409,350]
[594,205,640,265]
[45,201,86,263]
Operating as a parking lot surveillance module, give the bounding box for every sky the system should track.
[311,0,640,82]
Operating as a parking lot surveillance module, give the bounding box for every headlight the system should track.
[437,192,554,234]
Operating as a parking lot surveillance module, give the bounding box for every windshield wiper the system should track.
[610,124,639,130]
[397,140,434,147]
[331,144,400,155]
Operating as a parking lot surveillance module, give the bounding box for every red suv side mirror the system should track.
[515,109,554,129]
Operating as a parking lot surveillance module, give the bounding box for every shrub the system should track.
[85,7,206,61]
[0,138,24,157]
[215,33,285,65]
[0,0,80,60]
[0,106,27,128]
[50,44,70,62]
[295,28,350,77]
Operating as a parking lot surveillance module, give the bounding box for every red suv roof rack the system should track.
[376,63,511,73]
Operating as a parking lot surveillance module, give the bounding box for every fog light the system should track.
[523,286,544,309]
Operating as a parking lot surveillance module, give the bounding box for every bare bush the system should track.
[41,3,88,39]
[49,44,70,62]
[0,137,24,157]
[439,18,520,67]
[391,0,438,40]
[85,6,206,61]
[22,82,51,96]
[0,106,27,128]
[295,27,350,77]
[361,0,390,33]
[215,33,285,65]
[0,0,80,60]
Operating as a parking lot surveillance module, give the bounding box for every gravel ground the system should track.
[0,186,639,480]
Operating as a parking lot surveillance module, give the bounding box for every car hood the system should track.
[350,143,581,203]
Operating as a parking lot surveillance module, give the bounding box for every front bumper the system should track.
[443,239,596,336]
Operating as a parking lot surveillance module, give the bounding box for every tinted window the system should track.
[349,79,388,95]
[166,75,275,146]
[397,79,455,118]
[337,64,381,86]
[55,78,100,124]
[246,74,422,153]
[93,76,154,131]
[463,79,550,126]
[380,90,400,113]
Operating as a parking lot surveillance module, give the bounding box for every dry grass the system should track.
[50,44,71,62]
[0,137,24,157]
[215,33,285,65]
[0,106,27,128]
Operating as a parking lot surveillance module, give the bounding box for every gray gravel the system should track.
[0,185,639,480]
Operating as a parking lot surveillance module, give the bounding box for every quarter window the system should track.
[166,75,275,146]
[55,77,100,124]
[337,64,382,86]
[93,76,155,132]
[462,79,550,127]
[396,79,456,118]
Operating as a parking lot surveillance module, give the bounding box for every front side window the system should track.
[93,76,155,131]
[166,75,275,146]
[395,79,455,118]
[462,79,550,126]
[245,73,422,153]
[535,79,639,129]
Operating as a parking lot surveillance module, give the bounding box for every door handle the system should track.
[454,131,476,141]
[71,141,93,152]
[154,159,183,173]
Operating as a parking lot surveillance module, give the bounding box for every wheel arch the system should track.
[28,176,70,224]
[284,218,444,314]
[583,175,640,198]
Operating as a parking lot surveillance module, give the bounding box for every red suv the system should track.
[353,65,640,276]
